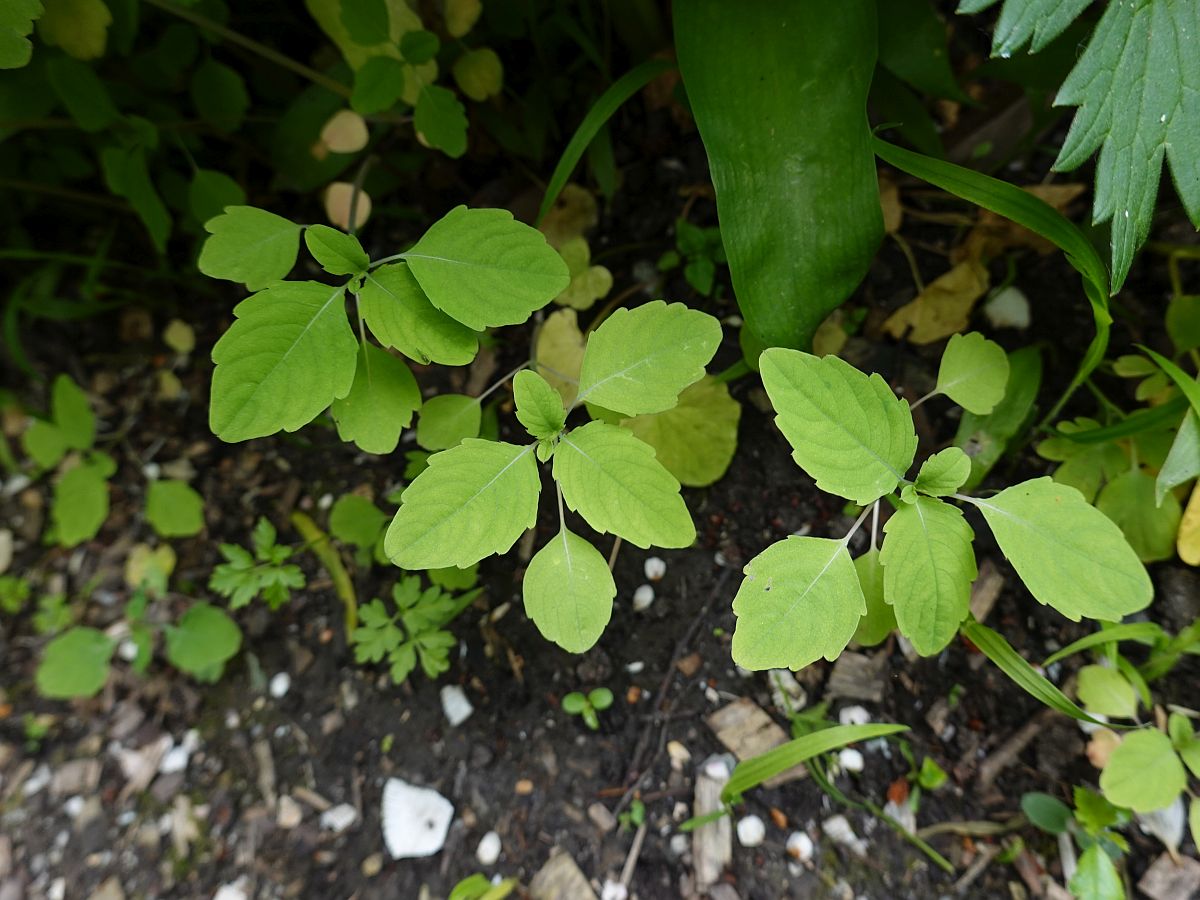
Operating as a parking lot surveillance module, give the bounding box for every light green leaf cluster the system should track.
[730,339,1151,672]
[387,300,723,654]
[22,374,95,469]
[203,204,566,446]
[145,479,205,538]
[209,518,306,610]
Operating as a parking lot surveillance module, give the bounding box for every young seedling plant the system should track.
[730,333,1152,671]
[384,300,722,652]
[562,687,614,731]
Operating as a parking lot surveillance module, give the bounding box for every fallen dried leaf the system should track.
[883,260,990,344]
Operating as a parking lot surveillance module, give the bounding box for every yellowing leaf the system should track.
[37,0,110,60]
[319,109,370,154]
[957,183,1088,265]
[621,377,740,487]
[534,308,586,404]
[444,0,482,37]
[811,309,850,358]
[452,47,502,102]
[555,237,612,311]
[879,174,902,234]
[125,543,176,595]
[1178,480,1200,566]
[538,184,598,249]
[324,181,372,230]
[883,260,989,344]
[163,319,195,355]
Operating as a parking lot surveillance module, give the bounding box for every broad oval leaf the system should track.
[965,477,1152,622]
[51,373,94,450]
[331,343,421,454]
[523,527,615,653]
[413,84,467,158]
[760,348,917,504]
[513,369,566,440]
[165,602,243,676]
[146,480,205,538]
[1077,664,1138,719]
[1100,729,1187,813]
[385,440,541,569]
[576,301,722,416]
[1096,468,1181,563]
[880,496,976,655]
[52,460,109,547]
[210,282,358,442]
[1069,844,1124,900]
[935,331,1009,414]
[36,627,115,698]
[914,447,972,497]
[403,206,568,329]
[620,377,741,487]
[730,536,866,671]
[199,206,302,291]
[553,421,694,549]
[358,264,478,365]
[416,393,480,451]
[304,224,369,276]
[852,547,895,646]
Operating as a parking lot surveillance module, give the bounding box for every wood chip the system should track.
[675,652,702,677]
[826,651,886,703]
[969,559,1004,624]
[692,755,733,890]
[706,698,805,787]
[528,848,598,900]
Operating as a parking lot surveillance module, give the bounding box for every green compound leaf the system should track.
[730,536,865,671]
[414,84,467,158]
[351,55,406,115]
[1077,664,1137,719]
[914,448,972,497]
[199,206,303,291]
[210,281,358,442]
[620,377,741,488]
[956,0,1092,56]
[165,602,242,677]
[402,206,569,330]
[357,264,478,366]
[52,459,109,547]
[852,547,896,646]
[523,527,615,653]
[514,369,566,441]
[1096,468,1181,562]
[1069,844,1124,900]
[416,393,480,451]
[760,349,917,505]
[385,440,541,569]
[1053,0,1200,291]
[935,332,1010,414]
[304,224,369,276]
[553,421,694,549]
[0,0,42,69]
[331,342,421,454]
[880,496,976,656]
[145,479,205,538]
[1100,728,1187,812]
[576,301,722,416]
[51,374,94,450]
[36,627,115,698]
[1157,409,1200,506]
[963,477,1152,622]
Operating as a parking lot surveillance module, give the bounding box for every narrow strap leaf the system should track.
[1042,622,1166,666]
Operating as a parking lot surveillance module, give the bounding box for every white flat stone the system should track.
[382,778,454,859]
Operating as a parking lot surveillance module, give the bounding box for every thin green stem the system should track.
[713,359,751,384]
[143,0,352,99]
[476,361,530,403]
[840,503,875,546]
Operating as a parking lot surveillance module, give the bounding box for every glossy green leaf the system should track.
[513,369,565,440]
[36,627,114,698]
[329,494,387,549]
[877,0,968,101]
[188,169,245,226]
[523,527,615,653]
[956,0,1091,56]
[760,349,917,504]
[1157,410,1200,506]
[880,496,976,655]
[165,602,242,676]
[1077,664,1137,719]
[190,58,249,133]
[722,723,908,804]
[414,85,467,158]
[954,346,1042,490]
[402,206,568,330]
[52,459,109,546]
[46,56,118,131]
[730,536,865,670]
[964,478,1151,622]
[935,332,1010,414]
[331,342,421,454]
[357,263,478,366]
[553,421,694,549]
[415,393,480,451]
[199,206,302,291]
[1100,728,1187,812]
[852,548,895,646]
[385,440,540,569]
[576,301,722,416]
[676,0,882,349]
[1096,468,1181,563]
[961,620,1105,726]
[145,479,205,538]
[351,55,406,115]
[914,448,972,497]
[620,377,741,488]
[210,282,358,441]
[0,0,42,69]
[304,224,369,276]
